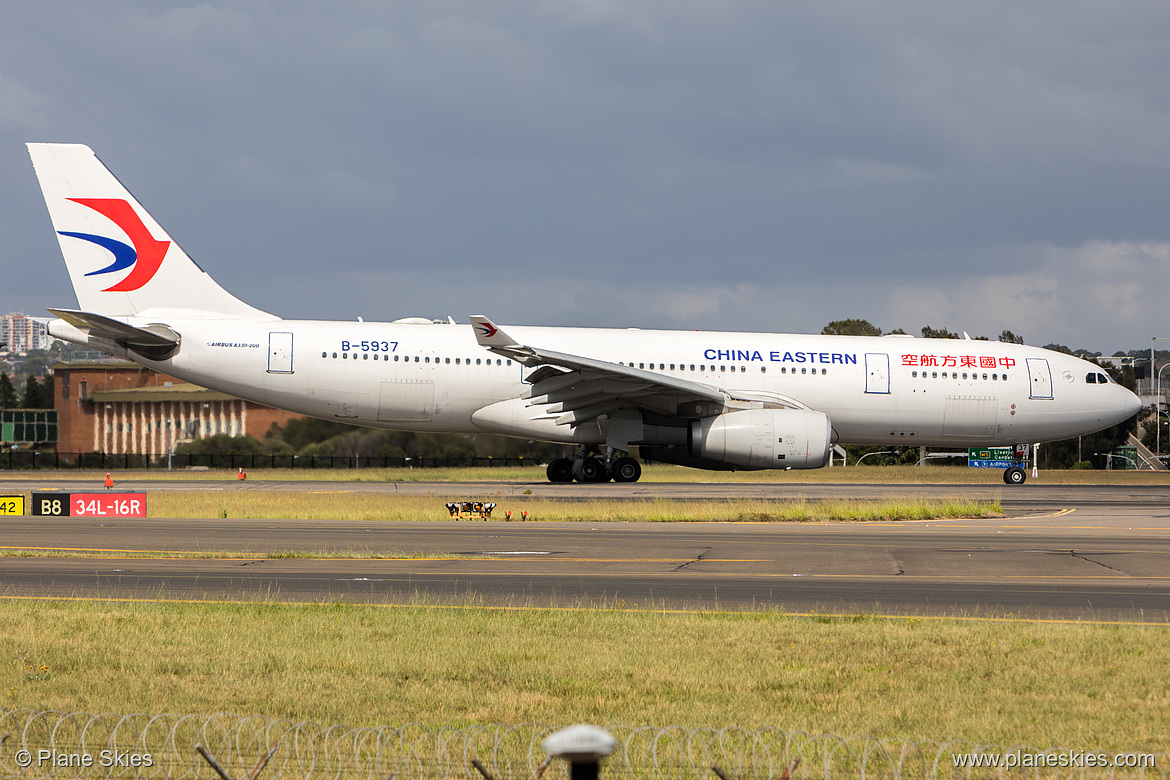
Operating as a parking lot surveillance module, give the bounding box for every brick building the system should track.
[53,360,301,456]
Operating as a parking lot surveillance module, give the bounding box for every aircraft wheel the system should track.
[1003,467,1027,485]
[578,457,610,483]
[546,458,574,483]
[611,457,642,483]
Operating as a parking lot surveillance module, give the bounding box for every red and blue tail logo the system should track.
[57,198,169,292]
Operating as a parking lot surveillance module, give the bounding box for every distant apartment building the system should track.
[0,312,52,353]
[53,359,301,456]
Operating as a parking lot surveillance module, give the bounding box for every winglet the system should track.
[470,315,521,348]
[470,315,541,365]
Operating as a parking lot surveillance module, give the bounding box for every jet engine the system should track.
[687,409,832,470]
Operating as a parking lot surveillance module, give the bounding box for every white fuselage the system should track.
[67,317,1139,449]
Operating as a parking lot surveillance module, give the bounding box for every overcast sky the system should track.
[2,1,1168,353]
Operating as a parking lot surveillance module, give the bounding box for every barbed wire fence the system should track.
[0,710,1164,779]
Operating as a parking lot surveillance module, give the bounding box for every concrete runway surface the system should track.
[1,477,1168,621]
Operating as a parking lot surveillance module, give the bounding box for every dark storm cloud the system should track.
[1,1,1168,351]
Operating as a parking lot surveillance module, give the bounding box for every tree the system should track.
[0,373,17,409]
[23,375,54,408]
[998,330,1024,344]
[821,319,882,337]
[920,325,959,339]
[174,434,264,457]
[20,376,41,409]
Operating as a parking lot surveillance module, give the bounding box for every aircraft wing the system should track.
[471,315,732,426]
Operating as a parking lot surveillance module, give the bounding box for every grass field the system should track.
[1,599,1165,752]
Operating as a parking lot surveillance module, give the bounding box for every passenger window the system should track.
[690,365,695,371]
[962,372,967,379]
[731,366,736,372]
[363,354,369,360]
[333,352,338,359]
[761,367,766,373]
[343,353,348,359]
[321,352,327,358]
[932,372,937,378]
[720,366,726,372]
[476,359,482,365]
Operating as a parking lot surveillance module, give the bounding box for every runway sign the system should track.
[31,492,147,517]
[0,496,24,515]
[968,447,1014,469]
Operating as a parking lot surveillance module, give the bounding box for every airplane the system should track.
[26,143,1141,485]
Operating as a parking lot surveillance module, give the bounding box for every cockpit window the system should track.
[1086,372,1110,384]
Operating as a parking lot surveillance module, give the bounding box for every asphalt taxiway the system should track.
[1,478,1168,621]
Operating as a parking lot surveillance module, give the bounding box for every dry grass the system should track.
[1,599,1164,751]
[133,492,999,523]
[0,547,481,560]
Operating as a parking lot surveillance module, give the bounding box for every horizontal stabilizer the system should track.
[48,307,180,359]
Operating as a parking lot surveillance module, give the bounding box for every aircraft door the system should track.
[1026,358,1053,399]
[865,353,890,394]
[267,332,294,374]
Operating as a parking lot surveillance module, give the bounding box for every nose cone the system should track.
[1122,387,1142,418]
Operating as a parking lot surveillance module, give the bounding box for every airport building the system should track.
[52,360,299,456]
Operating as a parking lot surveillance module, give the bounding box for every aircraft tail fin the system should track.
[27,143,275,320]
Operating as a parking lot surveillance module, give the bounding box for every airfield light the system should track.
[541,724,615,780]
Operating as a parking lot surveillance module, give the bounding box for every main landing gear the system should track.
[546,452,642,483]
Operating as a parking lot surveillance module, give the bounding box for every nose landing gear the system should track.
[1003,466,1027,485]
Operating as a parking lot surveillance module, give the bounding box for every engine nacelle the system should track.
[690,409,832,470]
